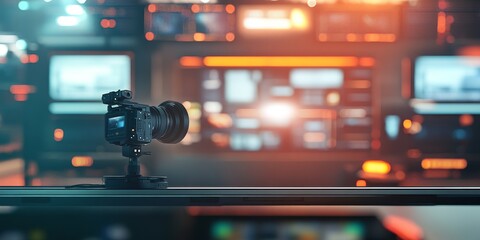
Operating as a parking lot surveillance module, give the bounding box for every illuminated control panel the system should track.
[178,56,377,152]
[144,4,236,42]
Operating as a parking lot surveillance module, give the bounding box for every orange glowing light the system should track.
[14,94,27,101]
[438,0,448,10]
[356,179,367,187]
[303,132,326,143]
[101,19,116,28]
[421,158,467,170]
[346,80,371,89]
[235,109,258,118]
[383,215,423,240]
[10,85,35,95]
[318,34,328,41]
[364,34,396,42]
[346,33,358,42]
[0,174,24,186]
[71,156,94,167]
[54,128,64,142]
[225,4,235,14]
[203,56,359,67]
[437,12,446,34]
[359,57,375,67]
[326,92,340,106]
[459,46,480,56]
[459,114,474,126]
[109,19,116,28]
[179,56,203,67]
[29,54,39,63]
[290,8,308,30]
[403,119,412,129]
[100,19,109,28]
[211,133,229,148]
[298,109,333,119]
[225,32,235,42]
[407,121,422,135]
[362,160,391,174]
[207,114,233,128]
[191,4,200,13]
[147,4,157,13]
[145,32,155,41]
[193,33,206,42]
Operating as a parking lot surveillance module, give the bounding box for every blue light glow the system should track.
[15,39,27,50]
[385,115,400,140]
[18,1,29,11]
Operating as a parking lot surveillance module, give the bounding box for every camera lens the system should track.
[150,101,189,144]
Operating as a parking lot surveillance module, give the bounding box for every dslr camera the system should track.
[101,90,188,189]
[102,90,189,148]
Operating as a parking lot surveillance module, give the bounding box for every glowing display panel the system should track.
[49,55,131,101]
[238,5,310,38]
[178,56,375,152]
[145,4,235,41]
[316,6,399,42]
[414,56,480,102]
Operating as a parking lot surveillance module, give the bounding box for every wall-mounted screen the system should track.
[177,56,377,153]
[49,55,131,101]
[414,56,480,102]
[237,5,310,38]
[316,6,399,42]
[145,4,235,41]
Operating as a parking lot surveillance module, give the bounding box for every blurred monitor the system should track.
[145,4,235,41]
[316,7,399,42]
[195,12,231,35]
[48,54,131,115]
[177,57,376,154]
[49,54,131,101]
[151,12,186,37]
[414,56,480,102]
[412,56,480,115]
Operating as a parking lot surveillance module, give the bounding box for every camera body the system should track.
[102,89,189,147]
[103,90,153,146]
[105,103,153,146]
[101,89,189,189]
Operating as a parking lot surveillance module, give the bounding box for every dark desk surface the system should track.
[1,187,480,206]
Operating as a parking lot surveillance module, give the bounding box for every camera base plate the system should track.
[103,175,168,189]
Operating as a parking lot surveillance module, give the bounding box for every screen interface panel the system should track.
[178,56,376,153]
[49,55,131,101]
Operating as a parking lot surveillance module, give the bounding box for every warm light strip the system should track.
[203,56,360,67]
[364,33,396,42]
[179,56,203,67]
[71,156,94,167]
[243,18,292,30]
[437,12,447,34]
[345,80,371,89]
[298,109,333,119]
[362,160,391,174]
[421,158,467,170]
[235,109,258,118]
